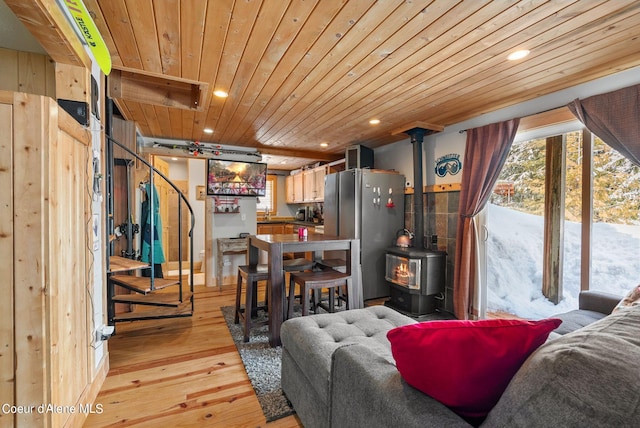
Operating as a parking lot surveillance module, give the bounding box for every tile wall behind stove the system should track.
[404,190,460,314]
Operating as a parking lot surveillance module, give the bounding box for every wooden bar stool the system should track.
[316,258,348,306]
[234,264,269,342]
[288,269,352,317]
[283,258,314,311]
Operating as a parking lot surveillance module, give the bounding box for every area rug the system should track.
[220,305,296,422]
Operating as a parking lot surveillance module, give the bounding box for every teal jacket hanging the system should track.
[141,182,166,264]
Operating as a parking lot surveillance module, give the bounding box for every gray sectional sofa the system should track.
[280,291,639,428]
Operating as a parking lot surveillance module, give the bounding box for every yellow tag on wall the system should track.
[62,0,112,75]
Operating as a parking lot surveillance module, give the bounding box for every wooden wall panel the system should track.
[111,116,137,160]
[12,91,48,427]
[6,91,98,428]
[0,102,15,428]
[55,62,90,105]
[49,118,91,428]
[0,47,56,97]
[0,48,19,92]
[18,50,48,95]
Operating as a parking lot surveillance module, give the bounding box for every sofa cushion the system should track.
[330,344,474,428]
[387,318,561,419]
[612,284,640,313]
[551,309,607,335]
[281,306,416,406]
[483,305,640,427]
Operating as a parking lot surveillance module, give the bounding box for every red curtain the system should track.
[453,119,520,320]
[568,84,640,166]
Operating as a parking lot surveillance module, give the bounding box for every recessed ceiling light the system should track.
[171,157,178,161]
[507,49,530,61]
[369,119,380,125]
[213,90,229,98]
[203,128,214,134]
[320,142,329,148]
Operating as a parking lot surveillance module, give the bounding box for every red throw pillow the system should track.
[387,317,562,419]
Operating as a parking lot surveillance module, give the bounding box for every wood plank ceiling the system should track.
[44,1,640,168]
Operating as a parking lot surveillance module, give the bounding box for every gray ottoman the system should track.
[280,306,416,428]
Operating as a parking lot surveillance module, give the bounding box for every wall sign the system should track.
[435,153,462,177]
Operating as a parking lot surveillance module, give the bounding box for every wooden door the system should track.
[112,163,129,258]
[153,156,170,269]
[168,179,189,262]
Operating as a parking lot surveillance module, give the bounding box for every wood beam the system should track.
[391,121,444,136]
[5,0,90,69]
[518,107,577,132]
[257,146,341,162]
[580,128,593,291]
[543,135,566,304]
[140,143,341,164]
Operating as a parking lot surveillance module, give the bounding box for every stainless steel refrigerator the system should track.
[324,169,405,300]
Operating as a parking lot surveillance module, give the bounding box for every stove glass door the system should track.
[385,253,421,289]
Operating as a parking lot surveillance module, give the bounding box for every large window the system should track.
[590,138,640,292]
[256,175,276,214]
[484,123,640,319]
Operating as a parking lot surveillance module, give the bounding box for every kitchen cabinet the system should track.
[286,165,327,203]
[258,223,308,235]
[313,167,325,201]
[303,166,325,202]
[293,173,304,202]
[303,169,315,201]
[257,223,286,234]
[285,175,295,203]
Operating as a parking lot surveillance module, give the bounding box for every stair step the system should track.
[109,275,179,294]
[109,256,150,273]
[113,302,193,322]
[112,292,192,307]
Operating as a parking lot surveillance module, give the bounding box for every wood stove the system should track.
[384,246,446,317]
[384,125,447,317]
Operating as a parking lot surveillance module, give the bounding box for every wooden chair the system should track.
[234,264,269,342]
[288,269,352,317]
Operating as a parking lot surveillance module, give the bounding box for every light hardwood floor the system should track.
[84,283,303,428]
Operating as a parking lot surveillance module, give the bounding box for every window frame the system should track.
[256,174,277,214]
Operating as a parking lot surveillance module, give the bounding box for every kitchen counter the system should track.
[256,219,324,235]
[257,219,323,227]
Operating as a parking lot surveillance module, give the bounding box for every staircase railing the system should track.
[106,134,196,304]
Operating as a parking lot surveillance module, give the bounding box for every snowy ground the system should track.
[486,203,640,319]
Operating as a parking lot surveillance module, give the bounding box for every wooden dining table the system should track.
[248,233,363,347]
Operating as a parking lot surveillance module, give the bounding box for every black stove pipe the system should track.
[407,128,426,249]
